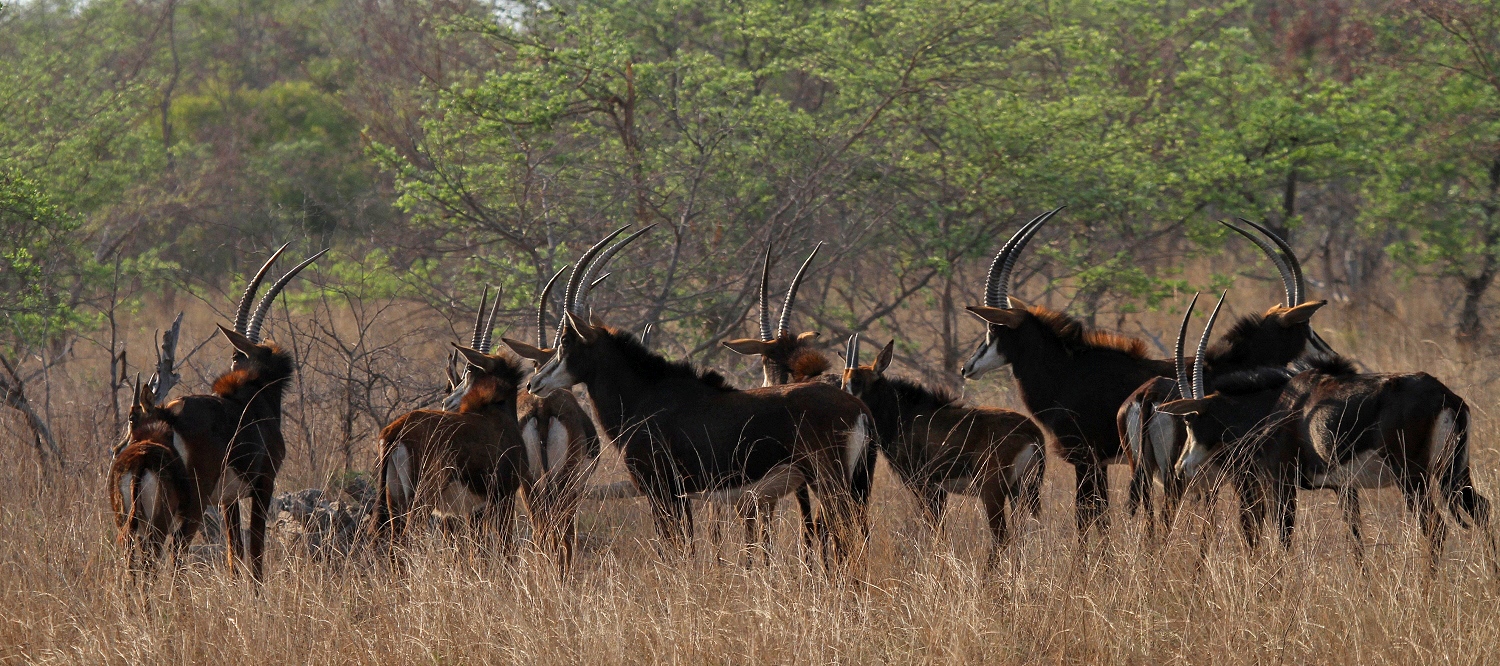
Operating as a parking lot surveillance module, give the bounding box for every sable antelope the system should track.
[370,290,528,556]
[963,207,1175,538]
[1155,293,1302,551]
[1119,219,1327,536]
[841,335,1044,567]
[111,381,199,573]
[151,245,325,579]
[720,242,836,554]
[528,234,875,565]
[1272,354,1490,565]
[501,264,609,572]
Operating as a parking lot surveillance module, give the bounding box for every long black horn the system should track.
[640,322,655,348]
[562,226,630,318]
[1193,291,1227,400]
[983,210,1050,308]
[575,224,657,313]
[845,333,860,371]
[480,289,503,353]
[470,286,492,350]
[536,266,568,348]
[234,243,288,334]
[776,242,823,338]
[1236,218,1305,304]
[758,244,774,341]
[245,248,328,343]
[996,206,1063,308]
[1221,220,1295,307]
[1175,293,1200,399]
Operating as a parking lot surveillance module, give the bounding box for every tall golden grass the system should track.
[1,277,1498,664]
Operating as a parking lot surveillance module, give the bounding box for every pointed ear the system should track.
[1007,296,1033,311]
[218,324,260,356]
[722,338,776,356]
[1274,300,1326,326]
[873,340,895,374]
[795,331,820,344]
[500,337,553,362]
[452,344,494,373]
[136,381,156,411]
[1157,398,1210,416]
[965,306,1026,328]
[565,311,599,343]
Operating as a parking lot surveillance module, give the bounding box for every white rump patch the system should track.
[1147,411,1179,476]
[138,471,162,527]
[1008,441,1041,489]
[521,419,543,476]
[1125,402,1143,463]
[384,443,414,508]
[545,417,569,471]
[172,432,189,471]
[1429,408,1459,472]
[845,415,871,481]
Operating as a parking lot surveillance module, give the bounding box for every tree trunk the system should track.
[1457,157,1500,340]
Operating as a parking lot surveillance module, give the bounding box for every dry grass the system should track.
[2,281,1500,664]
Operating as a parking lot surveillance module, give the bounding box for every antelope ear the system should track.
[1157,398,1210,416]
[1007,296,1034,311]
[218,324,260,356]
[965,306,1026,328]
[136,382,156,411]
[501,337,553,362]
[452,344,494,373]
[873,339,895,374]
[565,311,599,343]
[1274,300,1327,326]
[722,338,776,356]
[795,331,820,344]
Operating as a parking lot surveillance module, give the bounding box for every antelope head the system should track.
[1158,291,1228,480]
[961,207,1063,379]
[527,226,654,396]
[839,334,894,399]
[221,245,327,373]
[1219,218,1332,356]
[722,242,826,386]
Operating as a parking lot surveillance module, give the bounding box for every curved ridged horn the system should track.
[1236,218,1304,304]
[776,242,823,338]
[245,248,328,343]
[562,226,630,317]
[536,266,568,348]
[1193,291,1228,400]
[1221,220,1295,307]
[758,244,774,341]
[234,243,288,334]
[845,332,861,370]
[480,289,502,353]
[984,207,1063,308]
[1175,293,1200,399]
[574,224,657,313]
[640,322,655,348]
[470,286,492,350]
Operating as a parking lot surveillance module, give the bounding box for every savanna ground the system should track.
[1,288,1498,665]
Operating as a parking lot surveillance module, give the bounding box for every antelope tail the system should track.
[1438,404,1490,529]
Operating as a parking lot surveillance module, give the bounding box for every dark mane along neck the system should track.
[1210,367,1294,396]
[1203,312,1308,376]
[786,346,830,380]
[605,328,735,391]
[212,345,296,406]
[1026,306,1149,358]
[1303,353,1358,377]
[885,376,961,412]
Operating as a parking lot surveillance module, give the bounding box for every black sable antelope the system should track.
[1155,294,1302,551]
[1119,219,1326,536]
[962,208,1174,538]
[370,291,528,557]
[527,238,875,564]
[1276,354,1489,565]
[842,335,1045,567]
[149,245,324,580]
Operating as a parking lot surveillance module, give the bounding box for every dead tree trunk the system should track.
[0,353,62,470]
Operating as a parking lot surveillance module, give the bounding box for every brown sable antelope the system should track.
[962,207,1176,539]
[499,265,605,573]
[1154,293,1302,551]
[720,242,837,553]
[841,334,1045,567]
[1269,354,1489,566]
[370,290,528,556]
[151,245,325,580]
[528,236,875,565]
[1119,219,1327,536]
[111,381,199,573]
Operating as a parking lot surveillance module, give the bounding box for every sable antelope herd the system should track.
[109,211,1495,580]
